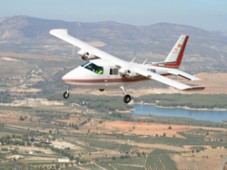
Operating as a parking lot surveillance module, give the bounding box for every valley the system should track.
[0,16,227,169]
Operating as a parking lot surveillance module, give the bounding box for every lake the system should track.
[133,104,227,122]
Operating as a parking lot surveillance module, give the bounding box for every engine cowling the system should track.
[119,68,130,76]
[119,68,137,78]
[78,50,98,61]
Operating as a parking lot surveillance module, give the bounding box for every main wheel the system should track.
[123,94,131,104]
[63,91,69,99]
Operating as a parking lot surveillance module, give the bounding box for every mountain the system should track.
[0,16,227,73]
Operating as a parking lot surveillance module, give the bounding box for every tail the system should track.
[152,35,189,68]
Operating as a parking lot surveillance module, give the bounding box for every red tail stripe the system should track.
[162,36,189,68]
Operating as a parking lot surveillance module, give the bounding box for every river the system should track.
[133,104,227,122]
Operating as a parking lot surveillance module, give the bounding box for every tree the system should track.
[163,133,166,137]
[136,152,141,157]
[19,116,25,121]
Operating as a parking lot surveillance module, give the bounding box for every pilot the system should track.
[96,68,103,74]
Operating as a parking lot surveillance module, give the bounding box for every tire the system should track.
[123,94,131,104]
[63,91,69,99]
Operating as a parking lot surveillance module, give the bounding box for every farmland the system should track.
[0,16,227,169]
[0,96,226,169]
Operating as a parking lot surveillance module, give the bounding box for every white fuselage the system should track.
[62,59,169,89]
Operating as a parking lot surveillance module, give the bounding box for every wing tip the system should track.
[49,29,68,36]
[183,86,205,91]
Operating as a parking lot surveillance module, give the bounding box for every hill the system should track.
[0,16,227,73]
[1,16,227,170]
[0,16,227,97]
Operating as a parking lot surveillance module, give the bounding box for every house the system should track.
[57,157,70,163]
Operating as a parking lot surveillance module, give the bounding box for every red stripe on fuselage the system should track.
[62,76,149,84]
[62,74,171,84]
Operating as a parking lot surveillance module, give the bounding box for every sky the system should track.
[1,0,227,31]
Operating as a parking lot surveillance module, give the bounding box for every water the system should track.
[133,104,227,122]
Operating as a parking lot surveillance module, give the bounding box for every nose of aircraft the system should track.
[61,67,81,83]
[61,66,87,84]
[61,72,72,83]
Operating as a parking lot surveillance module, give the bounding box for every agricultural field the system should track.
[1,16,227,169]
[0,97,226,170]
[0,50,227,169]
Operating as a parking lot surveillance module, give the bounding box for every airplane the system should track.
[49,29,204,103]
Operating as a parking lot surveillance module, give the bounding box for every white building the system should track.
[57,157,70,163]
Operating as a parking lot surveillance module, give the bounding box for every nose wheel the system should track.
[63,86,70,99]
[63,90,70,99]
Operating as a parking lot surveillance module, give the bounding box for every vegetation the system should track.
[146,149,177,170]
[0,102,226,169]
[137,94,227,109]
[0,91,12,103]
[0,16,227,169]
[0,89,227,169]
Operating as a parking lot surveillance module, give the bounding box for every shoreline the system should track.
[135,102,227,112]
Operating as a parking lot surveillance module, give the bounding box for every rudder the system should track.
[152,35,189,68]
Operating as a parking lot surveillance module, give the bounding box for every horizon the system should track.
[1,0,227,31]
[1,15,220,33]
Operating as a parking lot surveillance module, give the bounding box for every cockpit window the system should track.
[81,62,103,75]
[81,61,90,67]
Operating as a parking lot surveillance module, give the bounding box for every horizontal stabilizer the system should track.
[132,65,201,90]
[167,69,200,81]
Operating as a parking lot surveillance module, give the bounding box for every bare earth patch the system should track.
[173,148,227,170]
[85,120,189,138]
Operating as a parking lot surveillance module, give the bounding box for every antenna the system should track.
[143,59,147,65]
[130,57,136,63]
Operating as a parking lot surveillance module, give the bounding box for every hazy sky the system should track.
[1,0,227,31]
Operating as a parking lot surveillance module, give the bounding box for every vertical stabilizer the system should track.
[152,35,189,68]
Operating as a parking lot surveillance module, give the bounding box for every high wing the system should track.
[50,29,202,90]
[50,29,127,66]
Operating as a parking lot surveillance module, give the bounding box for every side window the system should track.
[110,68,118,75]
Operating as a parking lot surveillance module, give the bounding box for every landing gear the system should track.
[63,90,69,99]
[120,86,132,104]
[63,86,70,99]
[123,94,131,104]
[99,89,105,92]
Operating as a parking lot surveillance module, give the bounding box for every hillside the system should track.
[0,16,227,73]
[0,16,227,97]
[1,16,227,170]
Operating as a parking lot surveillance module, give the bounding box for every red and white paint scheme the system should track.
[50,29,204,103]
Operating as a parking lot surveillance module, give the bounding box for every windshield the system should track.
[81,62,103,75]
